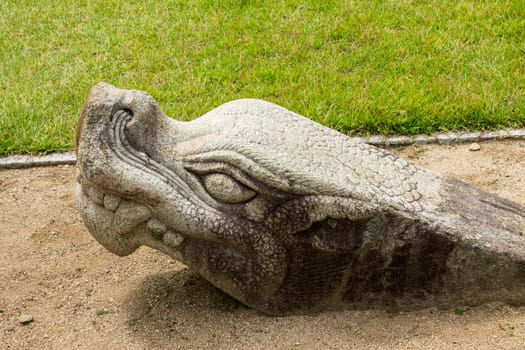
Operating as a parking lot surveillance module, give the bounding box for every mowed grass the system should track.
[1,0,524,155]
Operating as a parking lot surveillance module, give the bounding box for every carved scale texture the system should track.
[180,99,423,212]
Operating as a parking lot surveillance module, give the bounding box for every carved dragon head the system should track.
[77,83,525,314]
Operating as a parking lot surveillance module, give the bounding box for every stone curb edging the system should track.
[361,128,525,147]
[1,129,525,169]
[0,152,77,169]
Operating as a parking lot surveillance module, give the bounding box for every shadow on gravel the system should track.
[123,268,246,345]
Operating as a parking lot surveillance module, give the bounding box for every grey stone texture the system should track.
[76,83,525,315]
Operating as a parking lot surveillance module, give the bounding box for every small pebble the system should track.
[18,314,33,325]
[469,143,481,151]
[96,308,109,316]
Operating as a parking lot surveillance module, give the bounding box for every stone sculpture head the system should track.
[77,83,525,315]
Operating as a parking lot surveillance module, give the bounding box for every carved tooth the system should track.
[103,193,122,212]
[87,186,104,206]
[113,202,151,236]
[162,230,184,248]
[146,218,167,239]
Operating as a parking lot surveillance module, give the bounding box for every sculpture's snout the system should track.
[75,83,175,256]
[77,82,166,152]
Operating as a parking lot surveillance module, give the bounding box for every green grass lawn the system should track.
[1,0,524,155]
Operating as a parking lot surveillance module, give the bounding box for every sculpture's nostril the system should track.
[110,105,133,122]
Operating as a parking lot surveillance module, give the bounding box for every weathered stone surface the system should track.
[76,83,525,315]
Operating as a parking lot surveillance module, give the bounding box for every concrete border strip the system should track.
[1,129,525,169]
[363,128,525,147]
[0,152,76,169]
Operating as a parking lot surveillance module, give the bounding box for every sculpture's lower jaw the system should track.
[76,185,141,256]
[77,178,191,253]
[76,183,281,312]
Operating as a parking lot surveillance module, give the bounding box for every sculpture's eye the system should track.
[201,173,257,204]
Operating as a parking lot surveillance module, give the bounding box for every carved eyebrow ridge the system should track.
[183,160,291,200]
[184,150,291,191]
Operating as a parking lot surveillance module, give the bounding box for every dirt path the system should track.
[1,140,524,349]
